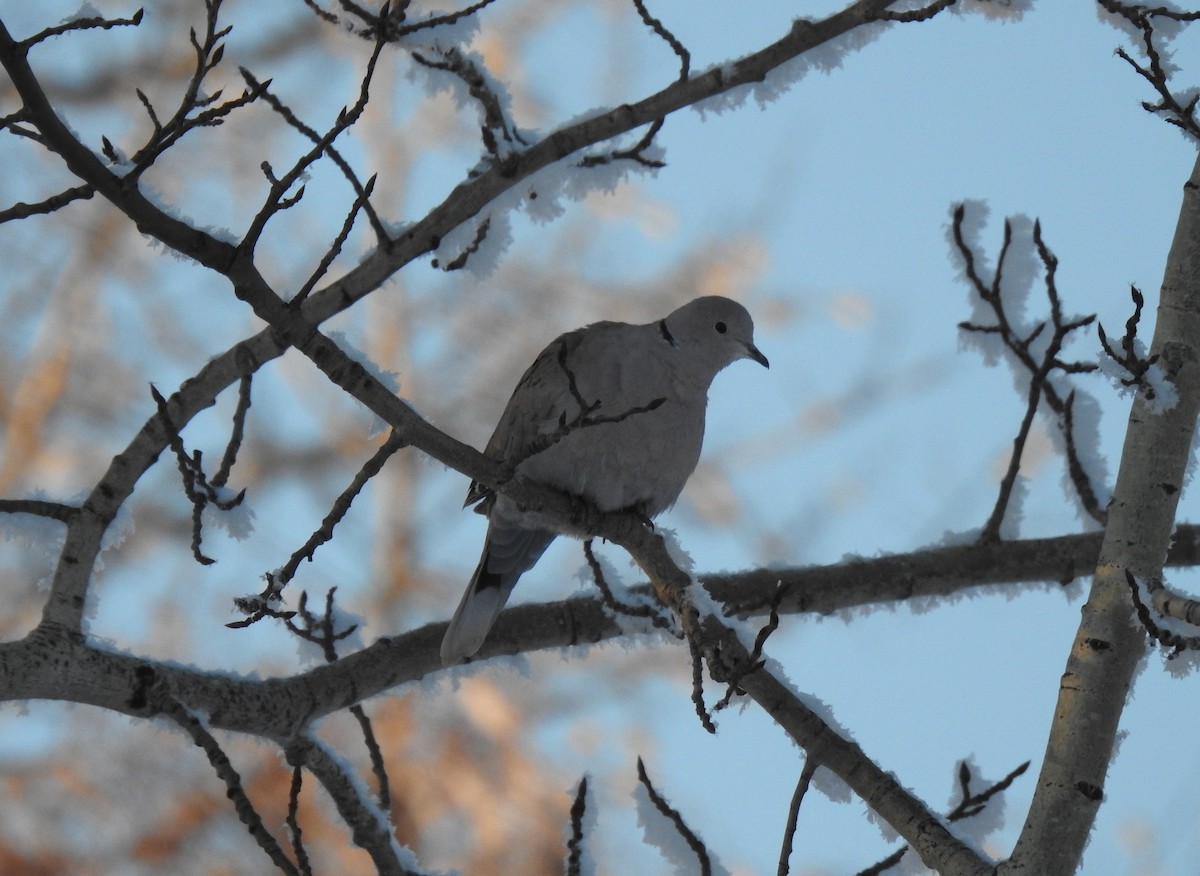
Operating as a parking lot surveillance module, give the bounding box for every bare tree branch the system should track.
[0,498,79,523]
[240,23,389,250]
[286,735,416,876]
[564,776,589,876]
[0,184,94,223]
[241,70,389,249]
[154,686,300,876]
[874,0,957,22]
[151,383,246,566]
[0,2,920,639]
[1099,0,1200,139]
[1098,284,1162,396]
[776,758,817,876]
[636,756,713,876]
[1127,569,1200,656]
[953,207,1105,533]
[18,7,144,50]
[286,766,314,876]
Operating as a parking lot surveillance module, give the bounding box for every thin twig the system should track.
[714,585,781,711]
[777,758,818,876]
[410,47,525,160]
[240,17,389,250]
[631,0,689,80]
[151,384,246,565]
[241,68,389,247]
[286,766,314,876]
[583,539,673,629]
[155,688,299,875]
[306,0,503,39]
[1126,569,1200,657]
[857,758,1030,873]
[272,432,406,593]
[213,375,253,488]
[124,0,267,181]
[636,757,712,876]
[953,208,1103,536]
[0,184,94,223]
[351,704,391,811]
[286,735,410,876]
[18,7,144,49]
[0,498,79,522]
[294,175,382,305]
[946,759,1030,822]
[688,634,717,734]
[1099,0,1200,139]
[565,776,589,876]
[1098,284,1161,396]
[433,215,491,271]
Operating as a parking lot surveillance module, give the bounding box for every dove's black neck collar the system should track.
[658,318,679,349]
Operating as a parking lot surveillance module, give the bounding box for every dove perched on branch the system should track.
[441,296,769,665]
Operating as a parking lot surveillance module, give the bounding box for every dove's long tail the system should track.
[441,524,556,665]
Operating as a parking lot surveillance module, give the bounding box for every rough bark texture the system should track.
[1006,153,1200,875]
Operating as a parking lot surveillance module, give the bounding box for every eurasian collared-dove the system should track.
[441,296,768,665]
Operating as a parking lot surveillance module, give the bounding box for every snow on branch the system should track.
[613,523,993,874]
[859,759,1029,874]
[151,383,249,566]
[875,0,958,23]
[0,1,1100,872]
[1098,0,1200,141]
[16,5,143,50]
[285,734,422,876]
[411,46,527,162]
[1097,284,1177,408]
[711,587,783,713]
[582,538,676,634]
[951,203,1107,538]
[1126,569,1200,660]
[635,756,723,876]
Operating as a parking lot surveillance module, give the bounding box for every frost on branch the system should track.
[634,757,729,876]
[1097,284,1178,411]
[1097,0,1200,141]
[151,383,250,566]
[950,203,1108,540]
[1127,569,1200,668]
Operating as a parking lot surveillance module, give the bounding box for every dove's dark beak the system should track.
[745,342,769,368]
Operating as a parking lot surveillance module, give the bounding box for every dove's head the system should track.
[663,296,769,377]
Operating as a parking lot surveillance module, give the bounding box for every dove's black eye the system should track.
[715,321,727,334]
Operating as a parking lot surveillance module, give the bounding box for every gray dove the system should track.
[441,296,768,665]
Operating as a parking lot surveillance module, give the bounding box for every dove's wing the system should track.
[444,326,593,665]
[463,326,591,511]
